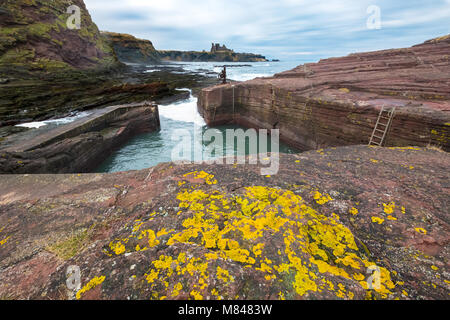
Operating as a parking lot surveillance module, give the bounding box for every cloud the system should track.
[84,0,450,60]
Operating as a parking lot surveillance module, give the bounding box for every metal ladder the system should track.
[369,106,396,146]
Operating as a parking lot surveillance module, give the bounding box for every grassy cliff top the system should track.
[101,31,160,64]
[0,145,448,300]
[0,0,118,74]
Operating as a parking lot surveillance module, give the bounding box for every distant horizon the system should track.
[86,0,450,61]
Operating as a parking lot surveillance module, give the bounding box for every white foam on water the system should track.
[158,90,206,126]
[145,69,161,73]
[16,111,92,129]
[229,73,271,81]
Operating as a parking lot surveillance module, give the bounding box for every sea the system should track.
[16,59,310,172]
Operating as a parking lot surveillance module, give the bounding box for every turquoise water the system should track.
[97,61,304,173]
[97,92,298,173]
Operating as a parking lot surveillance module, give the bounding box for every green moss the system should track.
[27,22,54,39]
[47,229,89,260]
[0,48,36,64]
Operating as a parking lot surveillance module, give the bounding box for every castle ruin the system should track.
[210,43,233,53]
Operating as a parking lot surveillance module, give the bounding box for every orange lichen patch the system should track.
[138,229,160,247]
[312,191,333,205]
[0,226,9,247]
[0,226,10,247]
[132,221,144,233]
[76,276,106,300]
[171,283,183,297]
[383,202,396,215]
[190,290,203,300]
[430,129,448,144]
[156,228,174,238]
[144,252,210,299]
[140,186,396,300]
[252,243,264,257]
[372,217,385,225]
[183,171,218,185]
[107,224,169,256]
[415,228,428,235]
[0,236,10,246]
[217,266,234,283]
[109,240,126,255]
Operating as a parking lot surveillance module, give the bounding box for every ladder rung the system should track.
[369,106,396,146]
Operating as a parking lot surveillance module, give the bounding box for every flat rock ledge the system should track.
[0,145,448,300]
[198,36,450,151]
[0,102,160,174]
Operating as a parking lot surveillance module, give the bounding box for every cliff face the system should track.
[101,32,161,64]
[158,50,267,62]
[0,0,118,73]
[198,36,450,151]
[0,100,162,174]
[0,146,448,300]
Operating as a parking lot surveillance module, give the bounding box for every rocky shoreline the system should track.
[0,63,217,128]
[0,61,219,175]
[0,102,160,174]
[102,32,268,63]
[0,0,449,301]
[158,50,268,63]
[198,36,450,151]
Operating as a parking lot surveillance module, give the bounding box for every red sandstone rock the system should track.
[0,146,448,300]
[198,36,450,151]
[0,102,160,174]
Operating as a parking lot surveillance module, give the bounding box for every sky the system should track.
[84,0,450,61]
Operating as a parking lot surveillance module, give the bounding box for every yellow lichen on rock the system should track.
[415,228,428,235]
[383,202,396,215]
[76,276,106,300]
[372,217,385,224]
[0,236,10,247]
[109,240,126,255]
[0,227,10,247]
[183,171,218,185]
[312,190,333,205]
[139,183,396,300]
